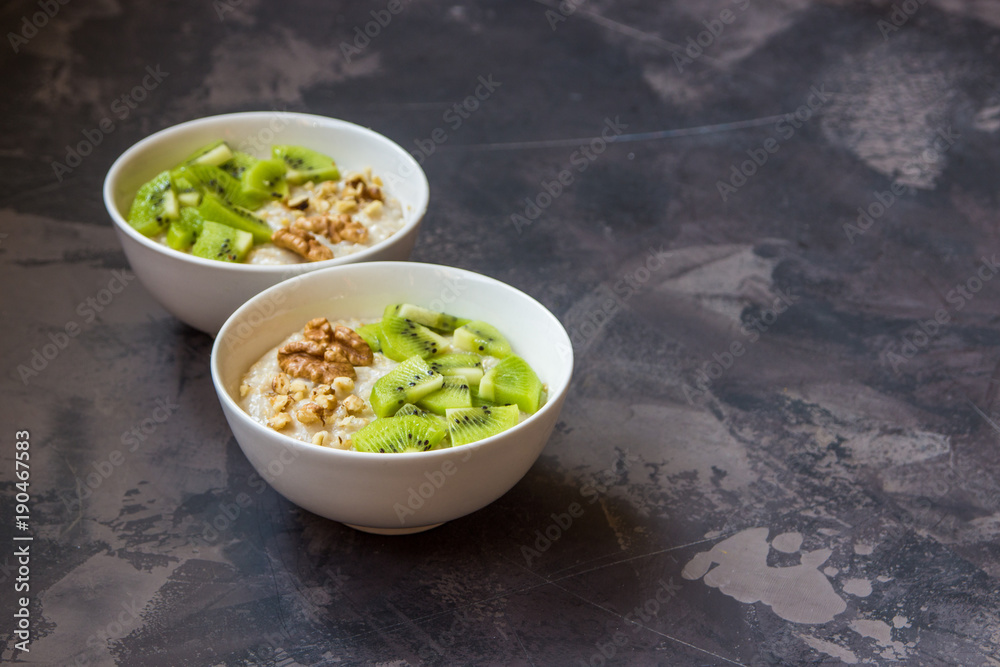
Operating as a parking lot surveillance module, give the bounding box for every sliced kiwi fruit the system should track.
[453,320,512,358]
[417,375,473,415]
[355,322,384,353]
[383,303,470,332]
[369,356,445,417]
[165,207,205,251]
[380,316,450,362]
[182,140,234,167]
[272,145,339,184]
[352,415,446,454]
[198,192,272,244]
[446,405,520,446]
[242,158,289,201]
[394,403,450,445]
[127,171,178,237]
[470,385,499,408]
[184,163,271,210]
[170,172,202,208]
[478,355,544,414]
[427,353,484,386]
[190,221,253,263]
[220,150,258,180]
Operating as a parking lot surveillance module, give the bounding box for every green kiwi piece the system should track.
[198,193,272,244]
[171,172,202,207]
[242,158,289,201]
[382,303,470,332]
[478,355,544,414]
[446,405,520,446]
[369,356,445,417]
[355,322,384,353]
[453,321,512,358]
[352,415,446,454]
[417,376,473,415]
[127,171,178,237]
[182,140,234,167]
[394,403,450,445]
[470,385,499,408]
[380,316,450,362]
[272,145,339,184]
[165,207,205,251]
[220,151,258,179]
[178,164,268,210]
[191,221,253,263]
[427,353,484,386]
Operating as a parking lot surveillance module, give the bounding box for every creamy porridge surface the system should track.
[239,315,510,450]
[246,171,406,265]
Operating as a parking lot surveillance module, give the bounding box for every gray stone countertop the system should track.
[2,0,1000,664]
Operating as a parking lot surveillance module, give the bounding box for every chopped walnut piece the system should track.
[344,174,384,202]
[296,402,325,425]
[335,199,358,214]
[314,393,337,412]
[363,200,383,218]
[339,220,368,244]
[312,431,330,447]
[270,395,292,413]
[332,376,354,396]
[272,226,334,262]
[286,193,309,209]
[267,413,291,431]
[342,394,366,415]
[240,382,251,398]
[272,373,290,395]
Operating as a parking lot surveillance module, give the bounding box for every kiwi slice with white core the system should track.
[478,355,544,414]
[383,303,470,332]
[198,193,272,244]
[352,415,446,454]
[242,158,289,200]
[417,375,473,415]
[272,145,339,184]
[127,171,178,237]
[453,321,512,358]
[191,221,253,263]
[446,405,520,446]
[369,356,445,417]
[183,140,234,167]
[380,316,450,362]
[427,353,484,386]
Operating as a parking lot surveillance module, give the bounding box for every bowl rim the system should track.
[102,111,430,273]
[210,261,575,461]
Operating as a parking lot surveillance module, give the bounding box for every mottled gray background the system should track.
[3,0,1000,664]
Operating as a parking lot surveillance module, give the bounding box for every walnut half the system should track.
[276,318,373,383]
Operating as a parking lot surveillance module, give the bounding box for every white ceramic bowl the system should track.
[103,112,430,336]
[210,262,574,534]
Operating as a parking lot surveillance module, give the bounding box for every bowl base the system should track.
[344,522,444,535]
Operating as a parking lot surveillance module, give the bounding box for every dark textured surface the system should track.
[4,0,1000,664]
